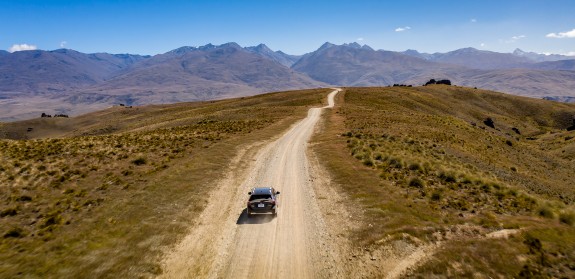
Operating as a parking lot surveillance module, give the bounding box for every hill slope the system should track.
[312,86,575,278]
[0,88,332,277]
[1,86,575,277]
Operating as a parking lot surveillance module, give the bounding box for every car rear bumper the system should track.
[247,205,276,214]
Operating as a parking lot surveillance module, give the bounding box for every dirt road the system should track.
[160,89,343,278]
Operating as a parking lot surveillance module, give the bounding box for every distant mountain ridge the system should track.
[402,47,575,66]
[1,42,574,121]
[512,48,574,62]
[292,42,457,86]
[0,49,149,93]
[83,42,323,103]
[293,43,575,101]
[245,44,301,67]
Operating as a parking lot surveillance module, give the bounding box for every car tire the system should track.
[247,209,251,218]
[272,209,277,216]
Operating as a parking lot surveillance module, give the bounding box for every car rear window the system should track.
[249,194,272,201]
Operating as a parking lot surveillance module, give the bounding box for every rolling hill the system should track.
[1,86,574,278]
[0,88,332,277]
[312,85,575,277]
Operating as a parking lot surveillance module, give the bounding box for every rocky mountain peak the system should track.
[343,42,362,49]
[318,42,336,51]
[513,48,527,56]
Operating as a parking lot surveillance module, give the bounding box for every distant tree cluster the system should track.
[40,113,68,118]
[424,79,452,86]
[392,84,412,87]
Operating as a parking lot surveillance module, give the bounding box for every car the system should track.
[246,187,280,217]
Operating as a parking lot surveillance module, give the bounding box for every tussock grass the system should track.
[312,86,575,277]
[0,88,331,277]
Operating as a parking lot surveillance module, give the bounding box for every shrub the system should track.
[15,195,32,202]
[484,118,495,128]
[409,177,425,188]
[537,206,555,219]
[495,191,507,201]
[408,162,423,172]
[439,171,457,183]
[132,157,147,166]
[559,211,575,226]
[0,208,18,217]
[3,227,25,238]
[431,191,442,201]
[41,212,62,228]
[460,175,473,184]
[389,157,403,169]
[363,158,374,167]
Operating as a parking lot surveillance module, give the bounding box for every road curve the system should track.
[160,88,342,279]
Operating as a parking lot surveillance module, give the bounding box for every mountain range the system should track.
[1,42,574,121]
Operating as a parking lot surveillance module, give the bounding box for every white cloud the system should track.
[471,18,477,23]
[505,35,526,43]
[8,43,37,53]
[511,35,526,40]
[60,41,67,48]
[357,37,364,41]
[395,26,411,32]
[546,28,575,38]
[480,43,486,47]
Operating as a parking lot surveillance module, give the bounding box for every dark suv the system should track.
[247,187,280,217]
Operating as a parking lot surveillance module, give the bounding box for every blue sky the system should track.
[1,0,574,55]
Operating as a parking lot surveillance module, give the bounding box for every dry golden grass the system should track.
[312,86,575,277]
[0,88,331,278]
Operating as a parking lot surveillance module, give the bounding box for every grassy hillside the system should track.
[312,86,575,277]
[0,88,331,278]
[3,85,574,278]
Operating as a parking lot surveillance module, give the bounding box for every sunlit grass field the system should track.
[0,88,330,278]
[3,85,574,278]
[312,86,575,277]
